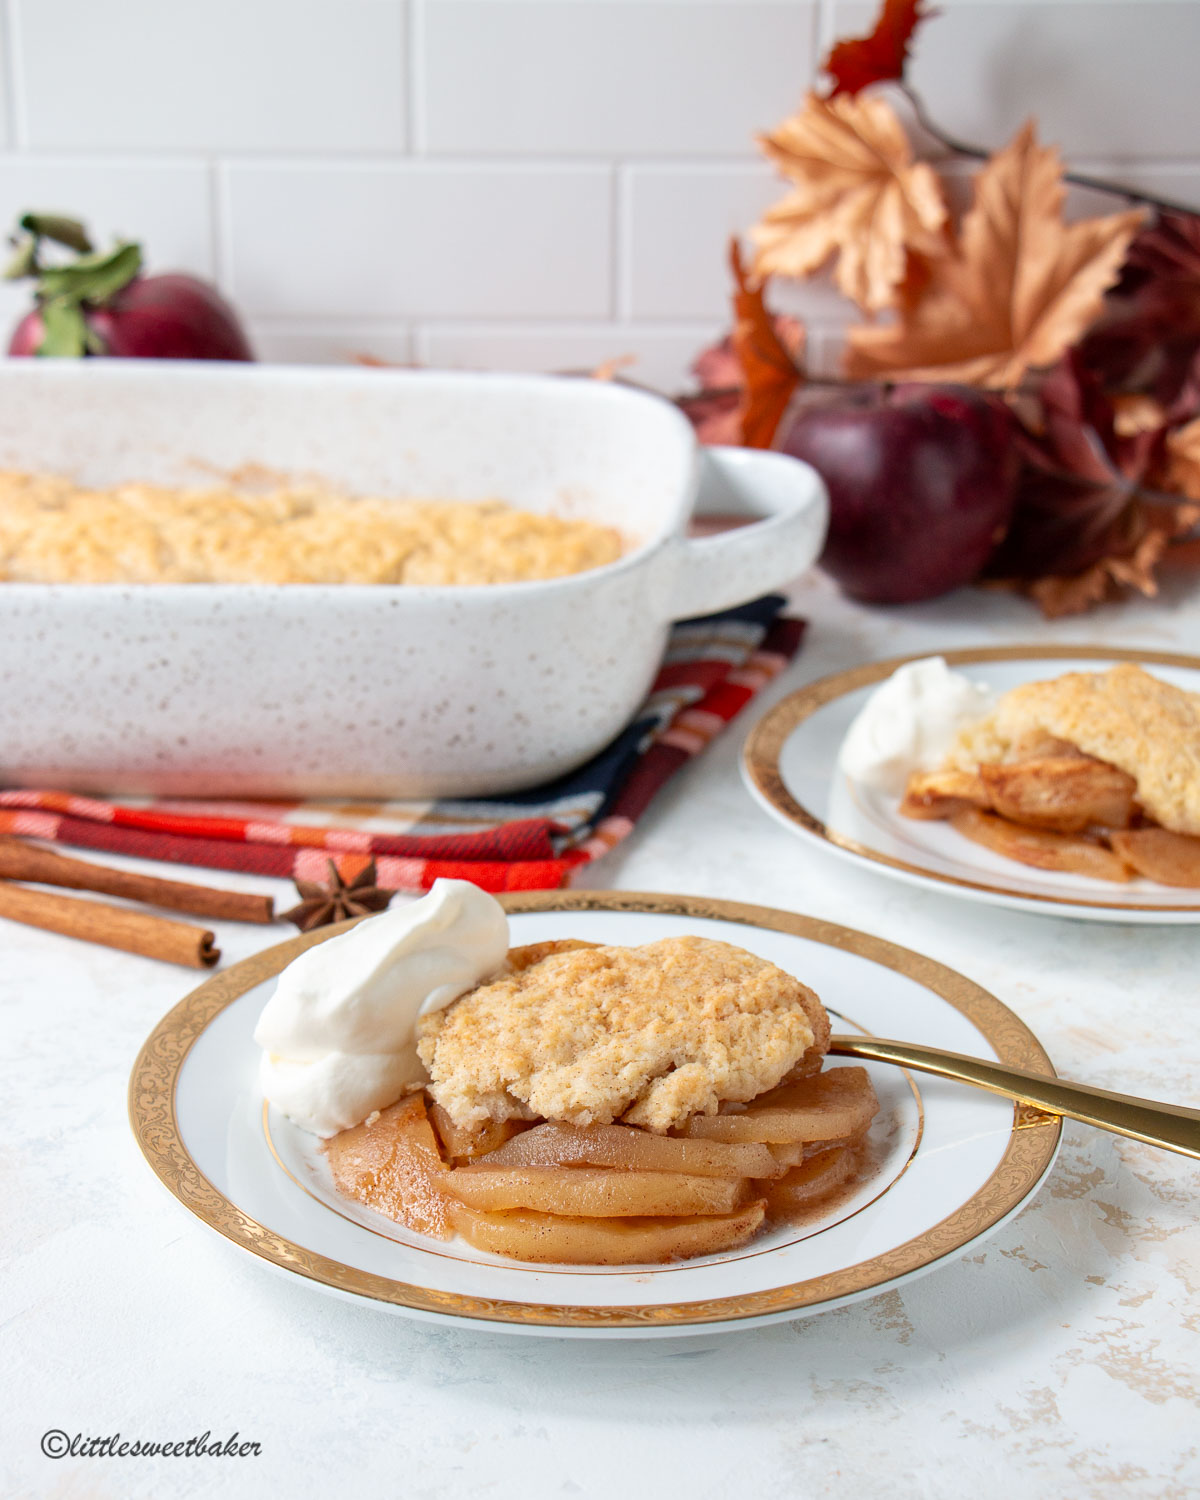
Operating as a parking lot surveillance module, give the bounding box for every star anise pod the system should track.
[280,857,395,932]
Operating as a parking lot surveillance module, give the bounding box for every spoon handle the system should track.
[829,1034,1200,1161]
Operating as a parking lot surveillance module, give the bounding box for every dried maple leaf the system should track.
[823,0,934,97]
[985,354,1200,615]
[1125,211,1200,285]
[1078,212,1200,408]
[751,92,947,313]
[679,309,805,445]
[1164,416,1200,499]
[844,122,1144,388]
[589,354,637,381]
[728,241,804,448]
[1025,510,1197,619]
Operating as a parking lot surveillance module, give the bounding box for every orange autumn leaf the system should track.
[844,122,1145,388]
[729,240,803,448]
[823,0,933,97]
[750,92,947,314]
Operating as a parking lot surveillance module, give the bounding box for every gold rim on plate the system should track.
[743,644,1200,916]
[128,889,1061,1329]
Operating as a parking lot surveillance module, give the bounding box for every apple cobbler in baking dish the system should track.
[325,936,879,1265]
[0,469,624,585]
[900,664,1200,887]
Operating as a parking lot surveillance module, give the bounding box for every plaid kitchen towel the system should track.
[0,597,803,894]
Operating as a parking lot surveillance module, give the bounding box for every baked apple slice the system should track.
[478,1120,785,1179]
[978,756,1137,833]
[764,1146,859,1220]
[899,768,990,820]
[448,1200,767,1264]
[1109,827,1200,887]
[949,807,1131,881]
[441,1164,744,1217]
[323,1095,452,1238]
[427,1099,527,1161]
[679,1067,879,1145]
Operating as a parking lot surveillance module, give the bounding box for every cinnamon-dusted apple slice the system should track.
[478,1120,785,1180]
[441,1164,745,1217]
[323,1095,452,1238]
[949,807,1132,882]
[899,767,990,820]
[978,756,1137,833]
[763,1146,860,1220]
[427,1099,527,1162]
[1109,827,1200,888]
[448,1200,766,1265]
[678,1067,879,1145]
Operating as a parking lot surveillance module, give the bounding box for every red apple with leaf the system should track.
[5,212,253,361]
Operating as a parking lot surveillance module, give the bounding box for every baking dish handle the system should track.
[664,445,829,621]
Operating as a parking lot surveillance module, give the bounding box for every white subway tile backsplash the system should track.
[248,324,415,367]
[13,0,407,152]
[834,0,1200,164]
[0,50,9,151]
[0,0,1193,375]
[0,158,213,348]
[624,165,852,322]
[421,1,816,157]
[416,324,719,392]
[225,164,612,318]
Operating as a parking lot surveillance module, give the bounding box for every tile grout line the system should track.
[211,159,236,297]
[408,0,426,157]
[611,161,626,322]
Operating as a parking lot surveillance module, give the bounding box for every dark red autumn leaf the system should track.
[822,0,933,98]
[1078,211,1200,407]
[985,352,1199,613]
[1125,211,1200,285]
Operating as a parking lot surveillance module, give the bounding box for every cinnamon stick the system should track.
[0,838,273,924]
[0,883,219,967]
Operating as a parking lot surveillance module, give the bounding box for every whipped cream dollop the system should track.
[254,878,509,1137]
[837,656,995,796]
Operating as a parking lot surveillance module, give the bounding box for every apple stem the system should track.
[899,84,1200,221]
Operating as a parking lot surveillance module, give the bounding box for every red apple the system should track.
[5,212,253,361]
[779,383,1020,604]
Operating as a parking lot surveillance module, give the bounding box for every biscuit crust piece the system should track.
[949,664,1200,836]
[417,936,828,1134]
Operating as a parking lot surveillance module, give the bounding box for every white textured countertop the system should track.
[4,573,1199,1500]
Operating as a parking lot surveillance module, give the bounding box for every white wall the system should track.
[0,0,1196,391]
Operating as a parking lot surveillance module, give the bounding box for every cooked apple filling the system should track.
[899,664,1200,887]
[322,938,879,1265]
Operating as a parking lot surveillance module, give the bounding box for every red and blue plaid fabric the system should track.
[0,597,803,893]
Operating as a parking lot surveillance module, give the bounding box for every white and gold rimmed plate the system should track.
[743,646,1200,925]
[129,891,1060,1337]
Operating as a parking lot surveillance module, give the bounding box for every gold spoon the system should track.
[830,1034,1200,1160]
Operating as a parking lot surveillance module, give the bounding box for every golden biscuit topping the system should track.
[0,469,624,585]
[416,936,825,1134]
[949,664,1200,836]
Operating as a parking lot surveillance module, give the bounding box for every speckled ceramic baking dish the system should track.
[0,360,827,797]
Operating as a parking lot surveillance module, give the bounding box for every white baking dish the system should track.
[0,360,826,797]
